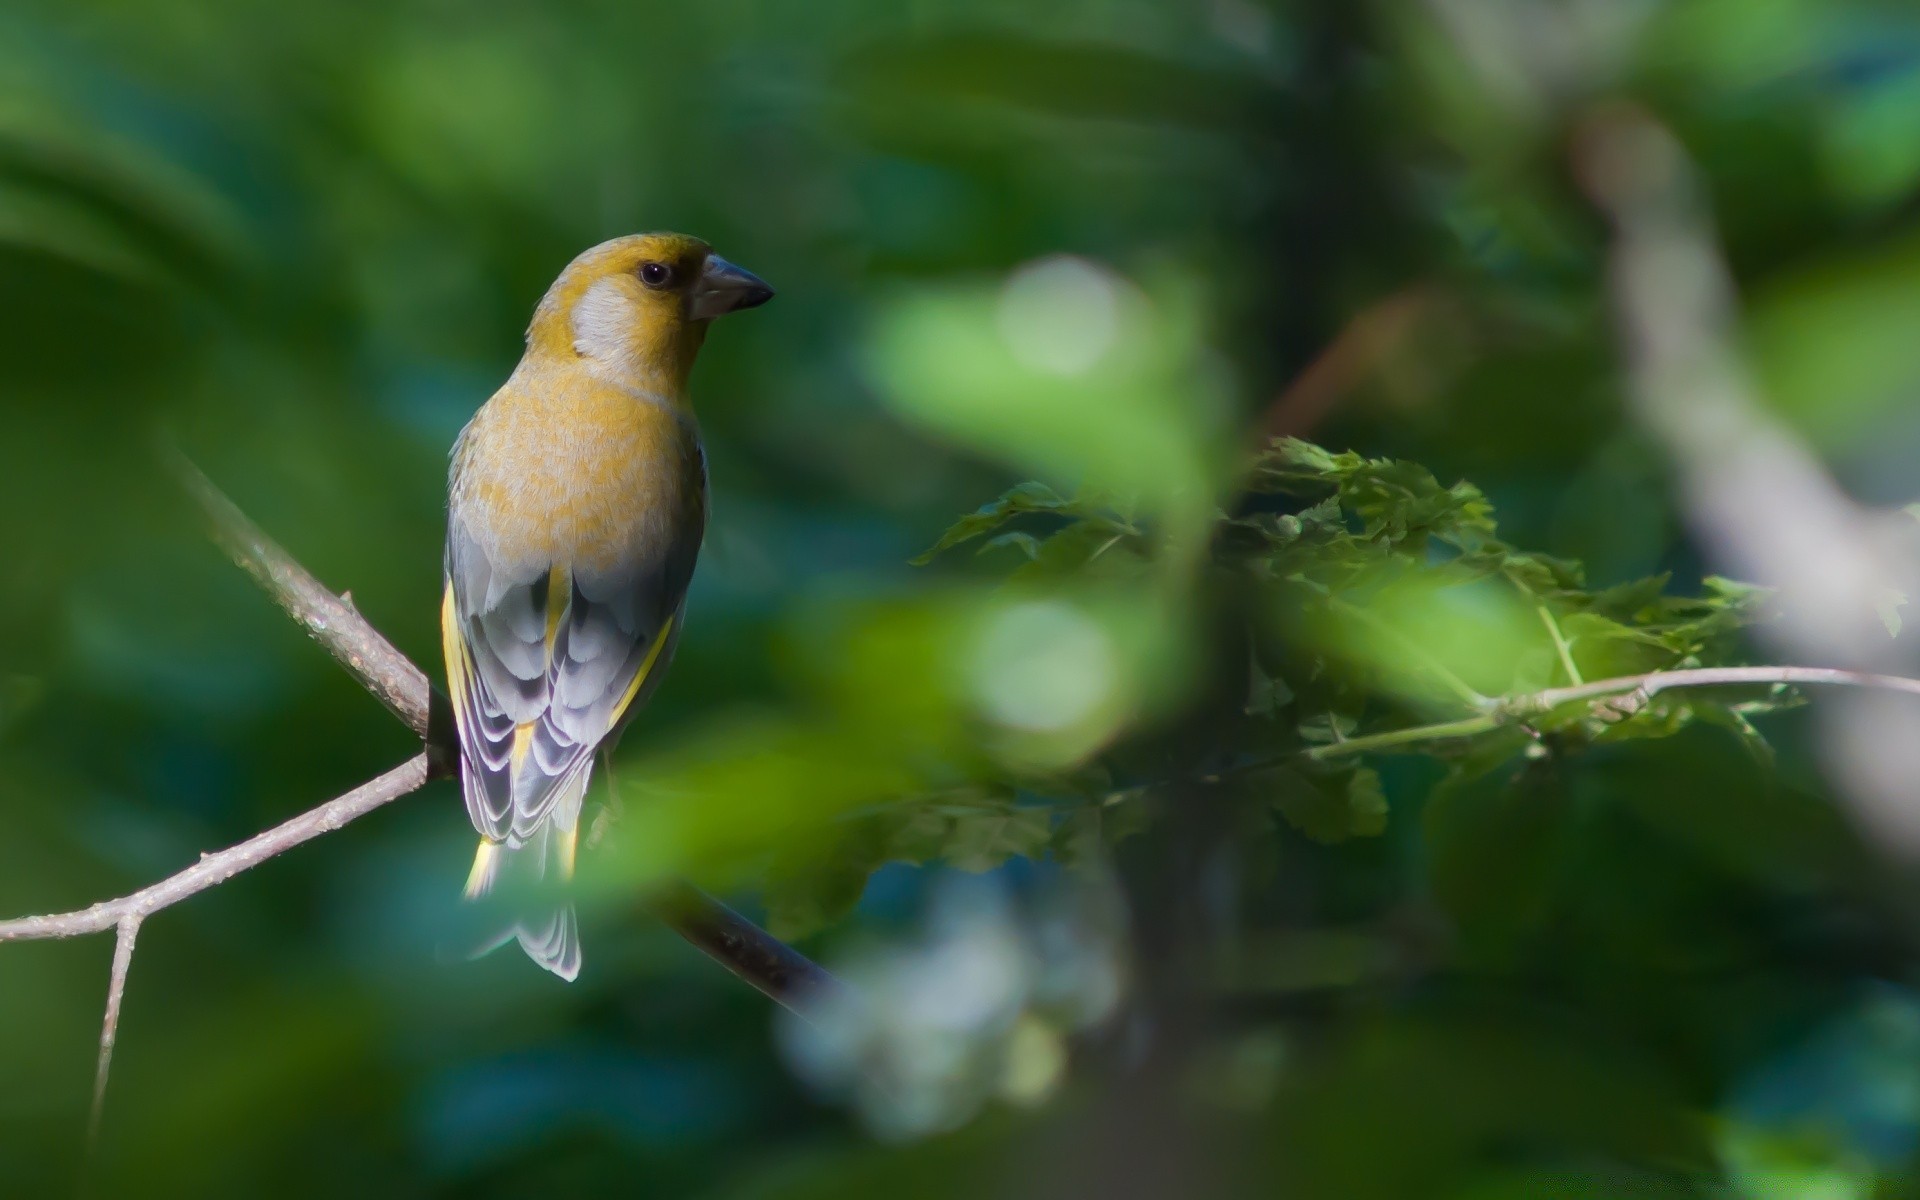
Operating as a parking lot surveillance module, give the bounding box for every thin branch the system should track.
[1536,605,1584,687]
[88,913,142,1144]
[89,916,141,1149]
[1305,663,1920,762]
[1304,715,1499,761]
[0,755,431,942]
[1259,284,1437,440]
[1523,665,1920,712]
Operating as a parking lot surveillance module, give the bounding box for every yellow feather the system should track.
[463,841,498,899]
[610,613,676,726]
[557,825,578,880]
[511,722,535,770]
[440,583,468,713]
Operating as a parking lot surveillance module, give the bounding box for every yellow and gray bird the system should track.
[441,233,773,980]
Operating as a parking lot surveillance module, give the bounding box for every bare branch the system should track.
[1306,662,1920,761]
[0,755,431,943]
[89,916,141,1148]
[1525,665,1920,712]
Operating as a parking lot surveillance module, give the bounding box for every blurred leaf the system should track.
[1251,764,1389,843]
[1426,757,1578,960]
[912,480,1123,565]
[945,802,1052,873]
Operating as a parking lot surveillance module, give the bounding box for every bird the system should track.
[441,232,773,980]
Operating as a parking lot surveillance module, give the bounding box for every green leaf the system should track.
[1246,659,1295,717]
[1689,699,1777,768]
[945,802,1053,871]
[1346,767,1388,837]
[763,818,890,940]
[882,805,956,865]
[1008,519,1142,581]
[1426,757,1579,962]
[911,481,1123,564]
[1296,712,1360,745]
[1587,573,1672,621]
[1252,764,1388,843]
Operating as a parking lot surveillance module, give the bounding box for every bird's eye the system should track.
[639,262,675,289]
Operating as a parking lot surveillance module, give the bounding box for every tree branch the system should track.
[7,454,844,1144]
[1305,663,1920,761]
[0,756,430,943]
[1572,107,1920,851]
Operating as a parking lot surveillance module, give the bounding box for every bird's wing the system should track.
[442,505,701,849]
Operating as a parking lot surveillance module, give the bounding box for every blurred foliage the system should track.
[7,1,1920,1198]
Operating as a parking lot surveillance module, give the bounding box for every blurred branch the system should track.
[1573,106,1920,849]
[2,454,841,1145]
[650,880,849,1016]
[1305,663,1920,761]
[1259,284,1435,440]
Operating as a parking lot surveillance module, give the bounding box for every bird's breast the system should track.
[451,373,705,579]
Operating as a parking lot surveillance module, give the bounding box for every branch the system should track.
[7,454,842,1145]
[1305,663,1920,761]
[2,755,428,1146]
[0,755,429,943]
[1572,107,1920,851]
[650,881,849,1019]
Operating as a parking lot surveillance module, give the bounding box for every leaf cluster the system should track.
[769,439,1784,937]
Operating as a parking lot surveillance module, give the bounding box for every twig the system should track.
[0,755,426,1140]
[89,916,139,1150]
[1536,605,1584,686]
[1259,284,1436,439]
[1524,665,1920,711]
[0,756,431,943]
[1303,715,1500,760]
[1305,663,1920,761]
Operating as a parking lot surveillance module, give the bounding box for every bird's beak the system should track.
[690,255,775,321]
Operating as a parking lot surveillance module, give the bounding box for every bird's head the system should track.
[526,231,774,397]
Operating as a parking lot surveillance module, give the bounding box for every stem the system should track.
[1524,664,1920,711]
[1305,715,1499,761]
[1537,604,1584,686]
[1307,664,1920,762]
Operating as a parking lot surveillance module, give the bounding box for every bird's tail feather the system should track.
[460,819,582,982]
